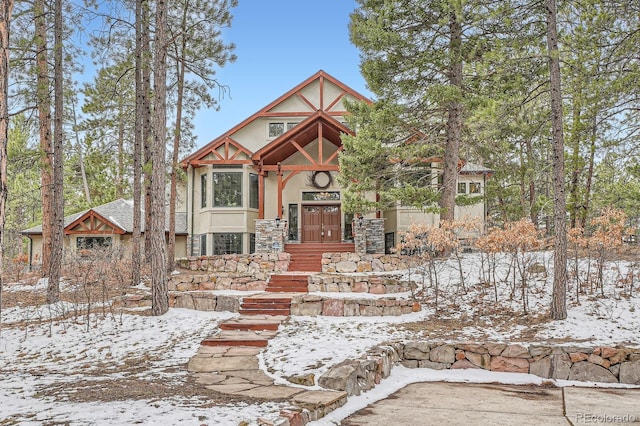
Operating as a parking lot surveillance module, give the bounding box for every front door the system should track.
[301,205,341,243]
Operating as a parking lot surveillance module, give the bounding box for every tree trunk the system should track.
[440,7,463,223]
[34,0,52,275]
[47,0,64,304]
[132,0,144,287]
[0,0,14,318]
[546,0,567,320]
[142,0,152,261]
[167,5,188,272]
[150,0,168,315]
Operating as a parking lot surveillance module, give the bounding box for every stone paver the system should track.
[237,384,306,400]
[564,387,640,424]
[343,382,640,425]
[187,354,258,372]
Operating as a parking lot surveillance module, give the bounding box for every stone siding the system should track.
[353,218,385,255]
[317,341,640,396]
[255,219,287,253]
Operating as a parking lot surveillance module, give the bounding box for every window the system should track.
[288,204,298,241]
[201,174,207,208]
[213,172,242,207]
[458,182,467,194]
[344,212,354,241]
[249,173,259,209]
[200,234,207,256]
[302,191,340,201]
[469,182,481,194]
[268,122,299,138]
[385,233,395,254]
[77,236,112,250]
[213,233,243,255]
[249,233,256,254]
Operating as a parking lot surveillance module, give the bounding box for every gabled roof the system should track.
[253,110,354,165]
[181,70,371,167]
[21,199,188,236]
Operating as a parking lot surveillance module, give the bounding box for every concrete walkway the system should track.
[342,382,640,425]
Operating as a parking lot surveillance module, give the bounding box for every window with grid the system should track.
[457,182,467,194]
[212,172,242,207]
[249,173,259,209]
[469,182,481,194]
[200,234,207,256]
[201,174,207,208]
[268,122,299,138]
[213,233,243,255]
[77,236,112,250]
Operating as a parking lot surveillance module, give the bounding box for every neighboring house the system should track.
[181,70,492,256]
[21,198,188,266]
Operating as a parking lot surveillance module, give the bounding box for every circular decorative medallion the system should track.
[310,171,333,190]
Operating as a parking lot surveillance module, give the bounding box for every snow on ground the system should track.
[1,251,639,425]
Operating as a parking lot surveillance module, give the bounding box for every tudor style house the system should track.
[181,70,491,256]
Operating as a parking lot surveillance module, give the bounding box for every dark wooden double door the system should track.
[301,205,341,243]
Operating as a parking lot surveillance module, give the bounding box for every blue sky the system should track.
[191,0,373,148]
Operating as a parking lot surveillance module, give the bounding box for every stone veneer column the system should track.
[255,219,287,253]
[366,219,385,254]
[353,217,367,255]
[354,218,385,255]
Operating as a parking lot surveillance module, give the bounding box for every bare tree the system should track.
[150,0,168,315]
[545,0,567,320]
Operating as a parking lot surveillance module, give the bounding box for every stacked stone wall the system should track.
[173,253,290,291]
[309,273,413,294]
[318,341,640,397]
[322,252,412,273]
[290,294,419,317]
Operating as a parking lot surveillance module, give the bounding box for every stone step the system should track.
[238,308,291,316]
[219,317,283,331]
[241,301,291,310]
[201,330,277,347]
[265,287,308,293]
[243,297,292,304]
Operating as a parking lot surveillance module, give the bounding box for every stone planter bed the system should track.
[317,341,640,398]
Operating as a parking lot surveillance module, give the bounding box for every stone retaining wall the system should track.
[172,253,290,291]
[308,273,413,294]
[317,341,640,397]
[322,253,412,273]
[290,294,419,317]
[114,290,242,313]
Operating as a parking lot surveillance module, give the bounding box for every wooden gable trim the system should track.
[65,210,126,235]
[186,136,253,167]
[181,70,371,167]
[253,110,354,163]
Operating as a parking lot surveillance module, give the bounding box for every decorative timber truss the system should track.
[65,210,125,235]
